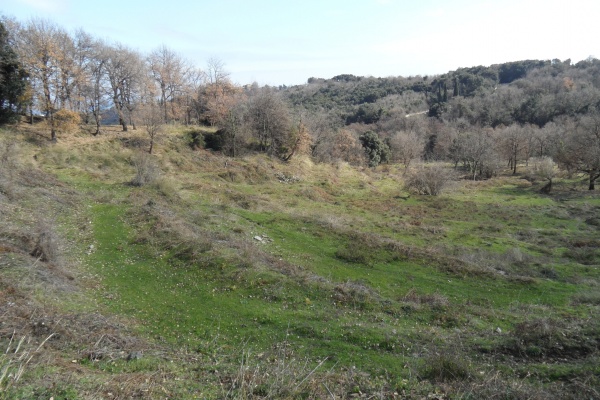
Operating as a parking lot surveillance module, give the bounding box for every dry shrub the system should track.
[130,152,160,186]
[0,332,55,393]
[333,280,380,309]
[128,200,213,265]
[420,352,471,382]
[403,288,449,310]
[404,163,455,195]
[29,220,60,264]
[457,370,563,400]
[502,318,597,359]
[571,290,600,305]
[48,109,81,137]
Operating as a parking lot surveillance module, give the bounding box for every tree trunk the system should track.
[49,112,56,141]
[120,118,128,132]
[590,171,599,190]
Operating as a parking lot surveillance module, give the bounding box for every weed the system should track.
[0,332,55,397]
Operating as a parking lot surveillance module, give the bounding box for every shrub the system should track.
[420,353,471,382]
[130,152,160,186]
[404,163,455,195]
[30,220,60,264]
[334,245,372,265]
[48,109,81,137]
[359,131,390,167]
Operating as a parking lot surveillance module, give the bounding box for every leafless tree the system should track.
[556,110,600,189]
[247,88,291,157]
[104,43,145,131]
[389,131,425,170]
[138,101,164,154]
[147,45,192,123]
[15,19,62,139]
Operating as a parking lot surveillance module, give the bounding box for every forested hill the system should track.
[2,16,600,188]
[282,58,600,127]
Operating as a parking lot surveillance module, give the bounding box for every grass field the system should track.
[0,124,599,399]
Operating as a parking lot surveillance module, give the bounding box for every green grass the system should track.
[4,126,599,398]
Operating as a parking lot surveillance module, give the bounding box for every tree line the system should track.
[1,16,599,189]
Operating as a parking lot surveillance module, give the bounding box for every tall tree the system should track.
[557,111,600,190]
[147,45,191,123]
[202,58,236,126]
[104,43,144,131]
[247,88,291,157]
[82,38,109,135]
[0,20,28,123]
[389,131,425,170]
[16,19,62,139]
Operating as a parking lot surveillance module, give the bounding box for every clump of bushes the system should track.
[404,164,455,195]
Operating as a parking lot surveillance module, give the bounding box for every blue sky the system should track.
[2,0,599,85]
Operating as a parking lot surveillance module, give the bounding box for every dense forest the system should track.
[1,16,600,189]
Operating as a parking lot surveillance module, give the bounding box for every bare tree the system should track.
[206,57,230,86]
[389,131,425,170]
[217,91,248,157]
[453,127,501,180]
[247,88,291,157]
[304,110,343,159]
[556,111,600,190]
[138,101,164,154]
[147,45,192,123]
[104,43,144,131]
[497,124,528,175]
[15,19,62,139]
[82,39,110,135]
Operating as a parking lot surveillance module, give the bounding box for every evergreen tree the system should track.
[0,21,27,123]
[359,131,390,167]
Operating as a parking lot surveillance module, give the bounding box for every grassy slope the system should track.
[1,124,599,399]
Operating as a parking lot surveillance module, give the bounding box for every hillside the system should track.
[0,123,599,399]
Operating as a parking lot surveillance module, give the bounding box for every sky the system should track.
[2,0,599,86]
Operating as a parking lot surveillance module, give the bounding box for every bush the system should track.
[359,131,390,167]
[404,163,455,195]
[30,220,60,264]
[420,353,471,382]
[185,129,206,150]
[130,152,160,186]
[48,109,81,137]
